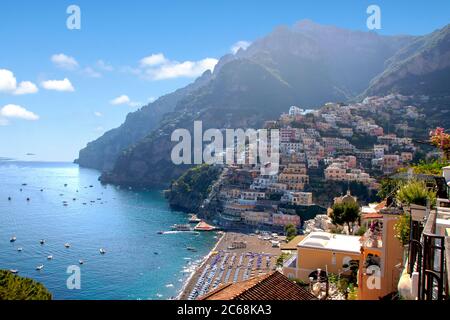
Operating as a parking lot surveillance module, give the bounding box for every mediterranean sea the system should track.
[0,161,217,300]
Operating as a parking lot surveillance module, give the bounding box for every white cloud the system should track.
[82,67,102,78]
[140,53,168,67]
[95,126,104,132]
[97,60,114,72]
[94,111,102,117]
[0,69,17,92]
[128,101,142,107]
[0,69,38,95]
[144,58,218,80]
[148,96,157,103]
[14,81,39,95]
[231,41,251,54]
[110,95,141,107]
[41,78,75,92]
[110,95,130,105]
[0,104,39,121]
[136,53,218,80]
[51,53,79,70]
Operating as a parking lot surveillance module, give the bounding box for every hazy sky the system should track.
[1,0,449,161]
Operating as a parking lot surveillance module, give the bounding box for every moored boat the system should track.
[171,224,192,231]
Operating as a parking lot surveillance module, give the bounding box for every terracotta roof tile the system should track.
[198,271,317,300]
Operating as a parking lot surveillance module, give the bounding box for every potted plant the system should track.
[396,180,436,221]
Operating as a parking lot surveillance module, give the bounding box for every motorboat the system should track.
[64,243,71,248]
[40,239,45,245]
[157,231,164,235]
[36,264,44,271]
[79,260,84,265]
[10,269,19,274]
[47,255,53,260]
[171,224,192,231]
[99,248,106,254]
[188,214,202,223]
[17,247,23,252]
[10,236,16,242]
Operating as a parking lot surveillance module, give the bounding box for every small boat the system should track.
[47,255,53,260]
[157,231,164,235]
[64,184,68,187]
[64,243,71,248]
[40,239,45,245]
[186,247,197,252]
[79,260,84,265]
[17,247,23,252]
[10,236,17,242]
[22,183,27,186]
[10,269,19,274]
[153,252,159,255]
[188,214,202,223]
[171,224,192,231]
[26,198,30,201]
[99,248,106,254]
[8,197,11,201]
[36,264,44,271]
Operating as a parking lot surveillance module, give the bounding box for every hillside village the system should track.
[194,94,423,232]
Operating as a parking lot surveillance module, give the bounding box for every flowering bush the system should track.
[430,127,450,156]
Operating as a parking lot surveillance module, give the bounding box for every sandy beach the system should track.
[178,232,282,300]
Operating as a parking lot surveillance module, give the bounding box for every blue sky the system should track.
[0,0,449,161]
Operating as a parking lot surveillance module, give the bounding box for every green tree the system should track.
[394,214,410,247]
[276,253,290,267]
[0,270,52,300]
[377,178,400,200]
[331,202,360,234]
[284,223,297,242]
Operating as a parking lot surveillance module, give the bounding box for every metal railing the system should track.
[419,210,446,300]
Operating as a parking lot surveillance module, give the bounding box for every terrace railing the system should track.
[419,210,446,300]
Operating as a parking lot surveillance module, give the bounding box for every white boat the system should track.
[99,248,106,254]
[10,236,16,242]
[10,269,18,274]
[17,247,23,252]
[36,264,44,271]
[79,260,84,265]
[188,214,202,223]
[40,239,45,245]
[47,255,53,260]
[171,224,192,231]
[64,243,71,248]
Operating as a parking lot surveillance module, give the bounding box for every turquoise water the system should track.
[0,161,217,300]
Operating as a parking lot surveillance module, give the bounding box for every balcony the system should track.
[406,199,450,300]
